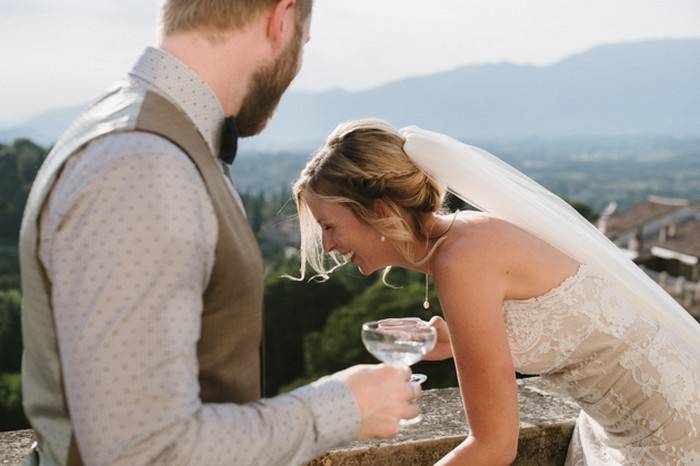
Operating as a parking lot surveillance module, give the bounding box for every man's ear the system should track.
[267,0,296,49]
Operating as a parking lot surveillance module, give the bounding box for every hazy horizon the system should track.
[2,0,700,122]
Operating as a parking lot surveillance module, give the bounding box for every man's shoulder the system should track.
[86,131,184,155]
[52,131,196,202]
[74,131,190,174]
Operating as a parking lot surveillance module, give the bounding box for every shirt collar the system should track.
[129,46,225,157]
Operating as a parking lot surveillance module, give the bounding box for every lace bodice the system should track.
[502,265,700,465]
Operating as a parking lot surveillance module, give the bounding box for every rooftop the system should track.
[651,219,700,259]
[604,196,690,239]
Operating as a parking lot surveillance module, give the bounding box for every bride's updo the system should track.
[293,118,447,280]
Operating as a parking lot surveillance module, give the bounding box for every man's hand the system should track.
[333,364,421,440]
[423,315,453,361]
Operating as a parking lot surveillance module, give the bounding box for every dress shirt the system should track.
[38,47,360,466]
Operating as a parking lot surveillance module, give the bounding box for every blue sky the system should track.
[1,0,699,123]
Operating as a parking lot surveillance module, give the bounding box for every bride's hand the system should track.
[423,315,453,360]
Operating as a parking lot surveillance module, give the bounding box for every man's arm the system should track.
[43,133,353,465]
[41,133,415,466]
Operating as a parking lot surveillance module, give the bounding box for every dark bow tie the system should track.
[219,116,239,165]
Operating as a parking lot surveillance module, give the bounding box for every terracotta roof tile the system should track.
[604,197,689,238]
[650,220,700,259]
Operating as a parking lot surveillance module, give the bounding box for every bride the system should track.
[291,118,700,465]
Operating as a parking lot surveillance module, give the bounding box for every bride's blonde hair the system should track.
[292,118,448,281]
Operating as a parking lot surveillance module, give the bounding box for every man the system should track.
[19,1,421,465]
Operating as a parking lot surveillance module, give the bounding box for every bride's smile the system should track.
[303,193,389,275]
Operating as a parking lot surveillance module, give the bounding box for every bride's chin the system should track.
[356,262,370,276]
[357,264,378,276]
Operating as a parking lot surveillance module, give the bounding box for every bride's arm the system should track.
[432,235,520,466]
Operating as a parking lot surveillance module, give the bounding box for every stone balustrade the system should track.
[0,377,579,466]
[641,267,700,319]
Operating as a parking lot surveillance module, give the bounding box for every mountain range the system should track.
[2,38,699,149]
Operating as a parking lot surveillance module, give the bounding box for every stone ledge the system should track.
[308,377,580,466]
[0,429,33,466]
[0,378,580,466]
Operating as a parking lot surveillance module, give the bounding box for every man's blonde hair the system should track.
[161,0,313,36]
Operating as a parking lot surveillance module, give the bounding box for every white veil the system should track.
[400,126,700,347]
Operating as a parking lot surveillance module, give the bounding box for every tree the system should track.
[263,261,374,395]
[565,198,599,222]
[297,269,457,392]
[0,373,28,431]
[0,139,47,242]
[0,289,22,373]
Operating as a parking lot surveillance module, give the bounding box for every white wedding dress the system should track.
[399,125,700,464]
[503,264,700,465]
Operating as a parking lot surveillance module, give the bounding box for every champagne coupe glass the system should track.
[361,318,437,426]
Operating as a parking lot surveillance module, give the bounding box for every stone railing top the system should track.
[0,429,33,466]
[308,377,580,465]
[0,377,580,466]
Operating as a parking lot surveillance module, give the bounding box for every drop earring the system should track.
[423,274,430,310]
[380,235,386,242]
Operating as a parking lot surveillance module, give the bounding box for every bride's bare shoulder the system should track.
[448,211,522,248]
[434,211,520,269]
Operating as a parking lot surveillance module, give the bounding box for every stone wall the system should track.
[307,377,579,466]
[0,429,33,466]
[0,377,579,466]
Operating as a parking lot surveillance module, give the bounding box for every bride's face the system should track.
[304,194,390,275]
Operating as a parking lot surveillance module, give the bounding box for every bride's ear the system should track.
[372,199,389,218]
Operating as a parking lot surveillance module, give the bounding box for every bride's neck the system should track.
[394,212,460,275]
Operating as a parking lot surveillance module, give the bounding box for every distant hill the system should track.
[0,106,84,146]
[254,38,700,149]
[3,38,699,148]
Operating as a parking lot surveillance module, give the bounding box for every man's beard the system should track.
[236,33,302,137]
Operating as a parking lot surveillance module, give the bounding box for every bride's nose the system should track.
[322,232,336,253]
